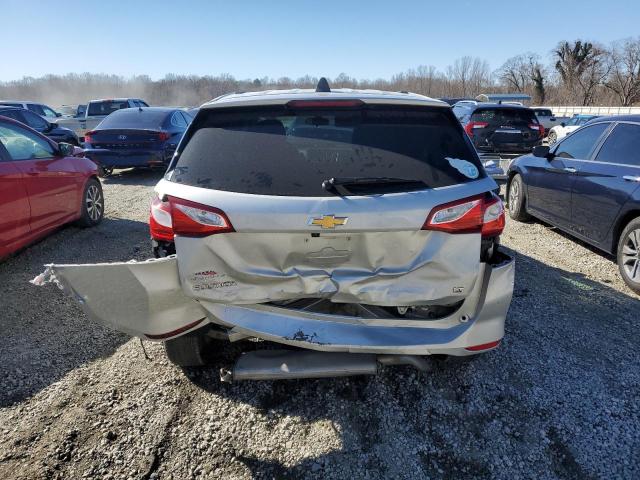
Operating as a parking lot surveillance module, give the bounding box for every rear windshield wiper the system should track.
[322,177,428,194]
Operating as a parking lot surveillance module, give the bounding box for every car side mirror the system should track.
[55,112,61,117]
[561,122,566,127]
[550,117,556,121]
[58,142,75,157]
[533,145,551,158]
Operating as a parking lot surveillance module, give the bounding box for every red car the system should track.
[0,116,104,259]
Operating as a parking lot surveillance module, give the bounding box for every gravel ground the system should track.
[0,170,638,479]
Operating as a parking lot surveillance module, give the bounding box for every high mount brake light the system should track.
[423,193,505,237]
[149,194,174,242]
[464,122,489,137]
[168,196,234,237]
[286,99,365,109]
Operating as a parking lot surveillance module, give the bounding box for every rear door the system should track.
[165,103,496,307]
[526,123,609,227]
[0,125,31,257]
[0,122,80,231]
[571,122,640,243]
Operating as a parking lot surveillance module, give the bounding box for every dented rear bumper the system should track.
[34,250,514,355]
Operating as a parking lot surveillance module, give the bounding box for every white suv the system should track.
[38,80,515,381]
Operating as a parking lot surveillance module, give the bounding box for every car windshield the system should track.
[471,108,537,124]
[169,105,483,197]
[87,101,130,116]
[97,109,169,129]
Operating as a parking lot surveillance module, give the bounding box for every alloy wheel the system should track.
[86,184,103,222]
[621,229,640,282]
[509,180,519,212]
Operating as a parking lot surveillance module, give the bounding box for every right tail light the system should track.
[423,193,505,238]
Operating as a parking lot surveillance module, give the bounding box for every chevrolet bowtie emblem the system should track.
[308,214,348,229]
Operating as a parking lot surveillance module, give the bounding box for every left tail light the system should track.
[168,196,234,237]
[464,121,489,137]
[149,194,174,241]
[84,130,95,143]
[157,131,171,141]
[423,193,505,238]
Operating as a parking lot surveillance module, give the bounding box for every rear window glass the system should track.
[169,105,484,197]
[471,108,537,124]
[87,101,130,116]
[534,109,553,116]
[97,109,169,129]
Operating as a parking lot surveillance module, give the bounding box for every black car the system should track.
[507,115,640,294]
[0,106,80,145]
[453,103,544,154]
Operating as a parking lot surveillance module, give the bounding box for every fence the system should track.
[540,106,640,117]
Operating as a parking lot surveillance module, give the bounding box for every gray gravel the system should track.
[0,170,638,479]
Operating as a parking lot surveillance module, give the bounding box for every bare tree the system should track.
[604,38,640,106]
[554,40,609,105]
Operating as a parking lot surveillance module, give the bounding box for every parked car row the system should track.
[5,82,639,382]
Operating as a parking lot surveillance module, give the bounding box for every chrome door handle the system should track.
[563,167,577,173]
[623,175,640,182]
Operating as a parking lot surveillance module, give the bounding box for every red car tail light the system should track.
[464,121,489,137]
[149,194,174,242]
[157,131,171,141]
[529,123,544,138]
[423,193,505,238]
[168,196,234,237]
[84,130,96,143]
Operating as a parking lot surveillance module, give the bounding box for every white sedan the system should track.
[547,115,599,144]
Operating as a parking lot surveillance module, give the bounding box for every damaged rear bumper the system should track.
[33,250,514,356]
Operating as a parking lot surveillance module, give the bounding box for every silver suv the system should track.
[38,81,515,381]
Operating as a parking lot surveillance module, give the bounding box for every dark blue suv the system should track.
[507,115,640,294]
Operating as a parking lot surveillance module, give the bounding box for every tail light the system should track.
[464,122,489,137]
[84,130,95,143]
[529,123,544,138]
[157,131,171,141]
[423,193,505,238]
[168,196,234,237]
[149,194,174,241]
[481,194,506,237]
[286,99,364,108]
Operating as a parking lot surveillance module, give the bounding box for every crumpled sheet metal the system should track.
[31,257,208,338]
[176,231,481,306]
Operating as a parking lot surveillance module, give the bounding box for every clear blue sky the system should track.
[1,0,639,81]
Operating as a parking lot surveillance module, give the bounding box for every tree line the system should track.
[2,38,639,108]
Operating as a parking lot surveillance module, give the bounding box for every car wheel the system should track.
[77,178,104,227]
[548,131,557,145]
[164,328,217,367]
[617,217,640,294]
[507,174,531,222]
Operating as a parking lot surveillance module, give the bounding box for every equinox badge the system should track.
[308,214,348,229]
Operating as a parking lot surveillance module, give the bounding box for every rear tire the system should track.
[617,217,640,294]
[77,178,104,227]
[164,329,216,367]
[507,174,531,222]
